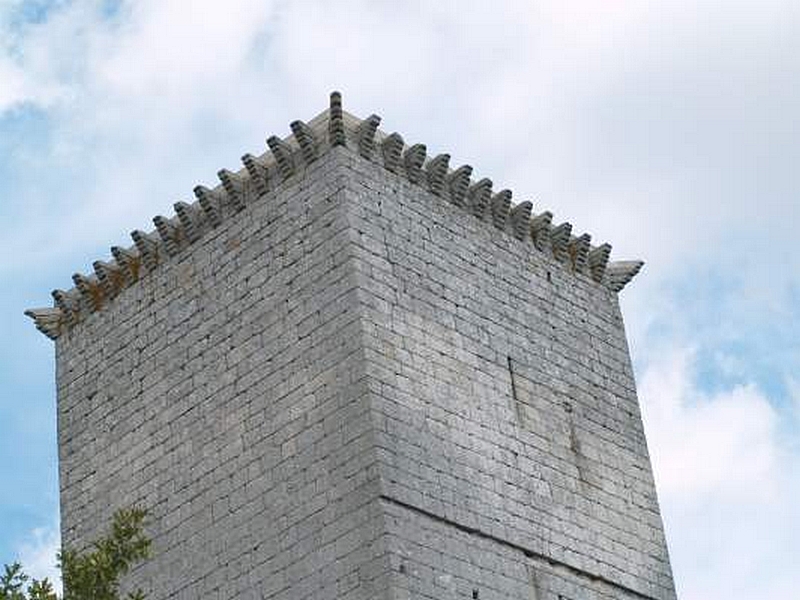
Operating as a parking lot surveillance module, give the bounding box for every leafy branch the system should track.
[1,508,150,600]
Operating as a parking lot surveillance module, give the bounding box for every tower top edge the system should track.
[25,91,644,340]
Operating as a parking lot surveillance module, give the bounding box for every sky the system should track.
[0,1,798,598]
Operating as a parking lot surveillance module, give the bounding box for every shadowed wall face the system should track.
[341,150,675,599]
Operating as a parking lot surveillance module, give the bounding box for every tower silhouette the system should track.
[27,93,676,600]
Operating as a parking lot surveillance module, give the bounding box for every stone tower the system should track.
[27,93,676,600]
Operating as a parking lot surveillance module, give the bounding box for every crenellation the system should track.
[328,90,346,146]
[26,90,644,374]
[606,261,645,292]
[467,178,493,219]
[23,307,62,339]
[71,272,103,312]
[550,222,573,263]
[490,189,512,230]
[240,153,270,197]
[403,143,427,183]
[92,260,123,298]
[152,215,181,256]
[267,135,296,180]
[217,168,246,211]
[110,245,140,283]
[530,211,553,252]
[381,132,405,173]
[569,234,592,274]
[356,114,382,158]
[588,243,612,283]
[290,119,320,164]
[193,184,223,228]
[130,229,159,269]
[447,165,473,207]
[173,201,201,243]
[426,153,451,196]
[509,201,533,241]
[51,289,78,324]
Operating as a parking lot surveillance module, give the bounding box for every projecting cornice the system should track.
[25,92,644,340]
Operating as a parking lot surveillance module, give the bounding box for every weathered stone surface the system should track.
[241,153,269,197]
[217,169,246,211]
[589,243,613,282]
[509,200,533,240]
[24,307,62,339]
[491,189,512,229]
[267,135,295,180]
[193,185,222,227]
[30,95,672,600]
[174,201,200,243]
[55,150,388,600]
[425,153,450,196]
[328,91,346,146]
[530,211,553,251]
[381,132,404,173]
[356,114,381,158]
[152,215,181,255]
[403,143,427,183]
[345,151,674,600]
[467,178,493,219]
[290,120,319,164]
[130,230,158,270]
[446,165,473,208]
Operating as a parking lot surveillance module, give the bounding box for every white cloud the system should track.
[93,0,277,99]
[640,346,780,503]
[639,346,800,600]
[2,0,798,279]
[0,56,27,110]
[787,375,800,425]
[16,525,61,593]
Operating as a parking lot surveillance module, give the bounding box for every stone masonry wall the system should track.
[56,149,390,600]
[381,501,658,600]
[51,116,675,600]
[340,151,676,600]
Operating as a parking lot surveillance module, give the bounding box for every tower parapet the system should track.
[26,92,643,340]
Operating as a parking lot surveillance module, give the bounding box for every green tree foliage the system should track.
[1,507,150,600]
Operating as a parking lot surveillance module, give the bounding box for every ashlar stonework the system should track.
[27,92,676,600]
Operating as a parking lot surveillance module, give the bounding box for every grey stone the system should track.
[26,93,670,600]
